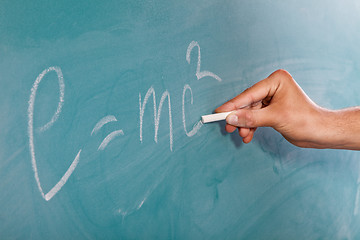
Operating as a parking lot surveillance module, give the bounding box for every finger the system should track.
[224,103,261,135]
[226,107,275,128]
[225,124,237,133]
[243,128,256,143]
[238,127,250,138]
[215,76,280,113]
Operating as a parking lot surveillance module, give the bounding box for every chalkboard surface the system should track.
[1,0,360,239]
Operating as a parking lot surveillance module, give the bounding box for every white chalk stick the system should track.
[201,111,233,123]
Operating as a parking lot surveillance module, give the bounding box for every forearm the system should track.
[317,107,360,150]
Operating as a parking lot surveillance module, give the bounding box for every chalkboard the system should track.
[1,0,360,239]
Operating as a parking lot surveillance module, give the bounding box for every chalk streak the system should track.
[182,84,202,137]
[186,41,222,82]
[38,67,65,132]
[139,87,173,151]
[44,150,82,201]
[91,115,118,136]
[157,91,173,149]
[355,189,360,216]
[98,130,124,151]
[354,171,360,215]
[197,70,222,82]
[137,197,147,210]
[139,87,156,144]
[28,66,81,201]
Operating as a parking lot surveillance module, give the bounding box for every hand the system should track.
[215,69,337,148]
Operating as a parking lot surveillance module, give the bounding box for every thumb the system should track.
[226,108,274,128]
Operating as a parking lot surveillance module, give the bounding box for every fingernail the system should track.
[227,114,238,125]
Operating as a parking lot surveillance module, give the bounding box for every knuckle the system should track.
[270,69,293,82]
[267,69,296,91]
[274,69,291,77]
[244,110,255,127]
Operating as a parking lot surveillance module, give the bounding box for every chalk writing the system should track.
[91,115,118,136]
[28,66,82,201]
[186,41,222,82]
[182,84,203,137]
[91,115,124,151]
[354,171,360,215]
[98,130,124,151]
[28,41,222,200]
[139,87,173,151]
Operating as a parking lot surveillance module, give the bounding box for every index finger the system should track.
[215,75,280,113]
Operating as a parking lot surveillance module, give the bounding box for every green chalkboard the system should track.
[1,0,360,239]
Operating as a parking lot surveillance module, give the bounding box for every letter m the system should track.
[139,87,173,151]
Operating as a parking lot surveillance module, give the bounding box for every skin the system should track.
[215,69,360,150]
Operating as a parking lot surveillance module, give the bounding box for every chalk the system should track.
[201,111,233,123]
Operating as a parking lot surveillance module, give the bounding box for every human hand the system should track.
[215,69,332,148]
